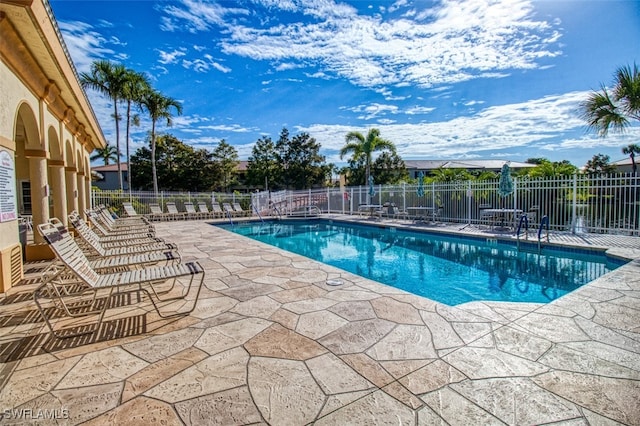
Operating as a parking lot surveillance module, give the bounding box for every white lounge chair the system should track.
[35,222,204,339]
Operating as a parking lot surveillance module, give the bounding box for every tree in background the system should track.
[140,90,182,195]
[246,136,280,190]
[520,159,577,177]
[581,63,640,173]
[130,133,215,191]
[371,151,408,184]
[121,69,151,190]
[80,60,128,190]
[271,128,331,189]
[340,128,396,186]
[212,140,239,192]
[584,154,617,175]
[90,144,119,166]
[622,144,640,174]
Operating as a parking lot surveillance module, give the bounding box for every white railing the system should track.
[91,173,640,236]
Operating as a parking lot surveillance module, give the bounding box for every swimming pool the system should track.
[216,220,624,305]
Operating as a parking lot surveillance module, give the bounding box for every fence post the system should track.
[571,173,577,234]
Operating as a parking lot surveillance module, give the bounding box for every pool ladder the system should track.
[516,214,550,253]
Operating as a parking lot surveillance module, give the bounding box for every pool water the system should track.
[217,220,623,305]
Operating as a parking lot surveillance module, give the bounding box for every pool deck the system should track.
[1,216,639,425]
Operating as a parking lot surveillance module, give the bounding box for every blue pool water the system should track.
[216,220,624,305]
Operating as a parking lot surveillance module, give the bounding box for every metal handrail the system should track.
[251,203,264,223]
[538,215,550,251]
[516,214,528,250]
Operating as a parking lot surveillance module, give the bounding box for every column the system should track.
[49,162,67,226]
[27,154,49,244]
[65,166,78,215]
[76,171,86,219]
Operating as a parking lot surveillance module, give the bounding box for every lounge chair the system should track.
[166,202,186,221]
[49,218,180,269]
[232,202,251,217]
[184,202,200,220]
[69,212,173,250]
[222,202,241,217]
[211,202,224,218]
[148,203,168,222]
[86,209,155,237]
[196,201,215,219]
[34,222,204,338]
[122,202,145,220]
[95,205,153,230]
[60,217,178,257]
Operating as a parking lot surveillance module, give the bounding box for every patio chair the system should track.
[196,201,215,219]
[166,202,186,221]
[525,205,539,227]
[86,209,156,237]
[69,212,173,250]
[148,203,168,222]
[391,204,409,220]
[95,205,153,230]
[479,204,497,229]
[222,202,241,217]
[61,217,179,257]
[122,202,145,219]
[211,202,225,218]
[34,222,204,338]
[232,202,251,217]
[49,218,180,269]
[183,202,200,220]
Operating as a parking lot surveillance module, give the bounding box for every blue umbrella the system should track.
[498,163,514,198]
[368,175,376,198]
[417,171,425,197]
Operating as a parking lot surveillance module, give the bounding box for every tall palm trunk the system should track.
[113,101,123,191]
[125,101,131,192]
[151,121,158,195]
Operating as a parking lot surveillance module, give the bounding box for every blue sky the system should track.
[50,0,640,168]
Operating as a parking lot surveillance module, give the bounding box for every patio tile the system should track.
[340,353,396,388]
[248,356,325,425]
[306,352,373,394]
[512,312,590,342]
[144,346,249,403]
[0,356,81,408]
[420,311,465,349]
[49,382,124,424]
[244,323,327,360]
[317,389,375,419]
[174,386,262,426]
[442,347,548,379]
[422,386,504,425]
[452,377,582,425]
[371,297,424,325]
[367,324,437,360]
[328,300,377,321]
[295,310,348,339]
[269,285,327,303]
[399,359,466,395]
[82,396,182,426]
[539,344,640,379]
[268,308,299,329]
[492,325,553,361]
[57,347,149,389]
[380,359,432,379]
[122,346,208,402]
[230,295,281,319]
[382,381,424,409]
[319,318,396,355]
[194,317,272,355]
[315,390,415,425]
[123,327,204,363]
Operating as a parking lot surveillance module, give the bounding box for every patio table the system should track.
[407,206,439,223]
[483,208,523,230]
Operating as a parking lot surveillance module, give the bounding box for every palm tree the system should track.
[581,63,640,174]
[90,144,119,165]
[121,69,151,190]
[140,90,182,194]
[622,144,640,174]
[80,60,128,190]
[339,128,396,185]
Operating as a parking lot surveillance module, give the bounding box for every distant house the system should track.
[92,164,128,191]
[611,157,637,174]
[404,160,536,179]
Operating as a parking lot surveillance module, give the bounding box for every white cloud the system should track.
[157,48,187,64]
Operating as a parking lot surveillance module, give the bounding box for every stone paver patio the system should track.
[1,218,639,425]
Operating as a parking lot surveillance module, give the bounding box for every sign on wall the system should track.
[0,149,18,222]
